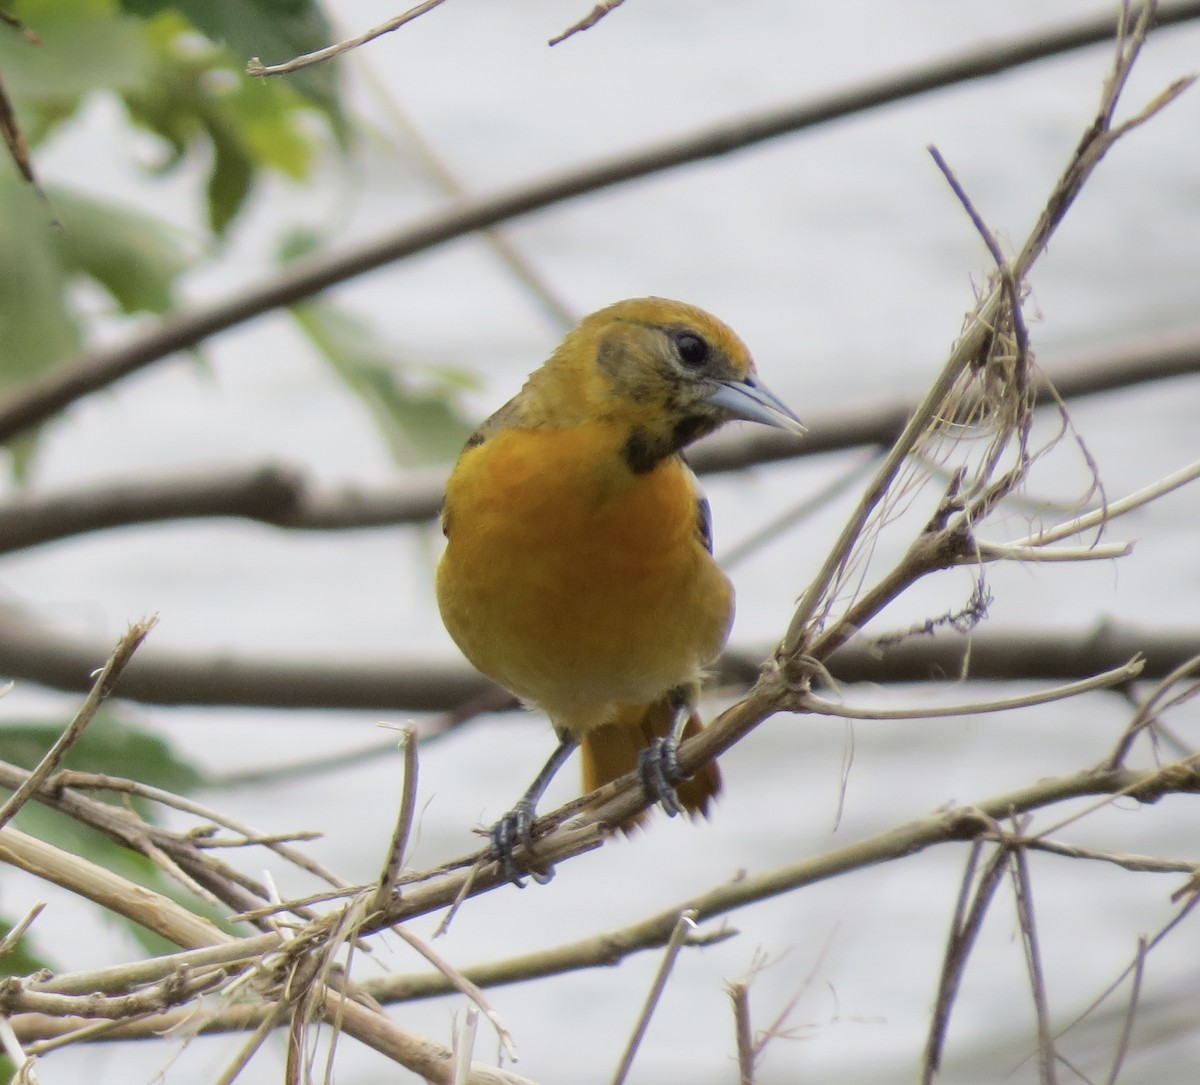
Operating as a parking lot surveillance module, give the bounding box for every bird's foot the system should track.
[637,736,687,818]
[490,800,555,887]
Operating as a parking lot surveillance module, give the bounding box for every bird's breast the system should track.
[437,424,733,729]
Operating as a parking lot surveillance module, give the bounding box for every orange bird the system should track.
[436,298,804,884]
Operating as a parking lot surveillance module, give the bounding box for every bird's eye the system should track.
[673,332,710,370]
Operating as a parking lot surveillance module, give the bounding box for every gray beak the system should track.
[708,375,805,436]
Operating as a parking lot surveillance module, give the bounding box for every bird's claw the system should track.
[490,801,554,887]
[637,736,686,818]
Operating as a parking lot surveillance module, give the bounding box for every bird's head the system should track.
[536,297,804,472]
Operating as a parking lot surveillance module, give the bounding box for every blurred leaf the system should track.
[220,65,314,180]
[51,186,190,314]
[0,180,80,388]
[122,10,329,233]
[0,2,154,106]
[0,710,207,798]
[122,0,346,137]
[0,178,188,473]
[4,2,339,233]
[0,177,187,383]
[293,300,477,465]
[203,109,254,236]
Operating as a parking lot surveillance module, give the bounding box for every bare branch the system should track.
[1104,936,1147,1085]
[609,910,697,1085]
[368,726,419,915]
[1009,841,1057,1085]
[922,842,1009,1082]
[247,0,451,77]
[549,0,628,46]
[728,981,755,1085]
[797,656,1143,720]
[0,618,155,832]
[1006,836,1195,877]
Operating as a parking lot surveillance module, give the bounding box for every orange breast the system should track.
[436,423,733,735]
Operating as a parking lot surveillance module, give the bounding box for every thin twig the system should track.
[247,0,450,77]
[0,617,156,832]
[609,910,698,1085]
[1032,751,1200,842]
[213,1002,290,1085]
[1005,458,1200,551]
[1009,841,1057,1085]
[388,925,517,1063]
[51,771,346,896]
[971,540,1132,562]
[549,0,628,45]
[1047,890,1200,1061]
[453,1008,479,1085]
[922,843,1009,1083]
[928,145,1007,269]
[0,901,44,957]
[369,725,419,915]
[0,1015,39,1084]
[1103,935,1147,1085]
[1005,836,1195,876]
[728,981,755,1085]
[1103,651,1200,770]
[796,656,1143,719]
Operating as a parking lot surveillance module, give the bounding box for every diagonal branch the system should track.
[1,327,1197,553]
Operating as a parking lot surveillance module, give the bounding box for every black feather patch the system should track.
[622,428,670,474]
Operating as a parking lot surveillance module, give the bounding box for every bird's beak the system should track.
[708,375,805,436]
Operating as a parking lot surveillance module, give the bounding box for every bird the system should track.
[436,297,804,885]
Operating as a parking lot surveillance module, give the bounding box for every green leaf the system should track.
[0,710,207,798]
[122,0,345,135]
[202,111,255,236]
[0,2,154,112]
[292,299,477,465]
[50,187,190,314]
[0,178,189,472]
[0,180,80,388]
[119,13,330,232]
[0,176,187,394]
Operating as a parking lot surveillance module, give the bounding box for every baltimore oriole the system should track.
[436,297,804,884]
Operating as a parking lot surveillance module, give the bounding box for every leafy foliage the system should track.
[0,1,473,475]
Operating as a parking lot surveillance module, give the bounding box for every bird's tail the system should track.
[579,696,722,831]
